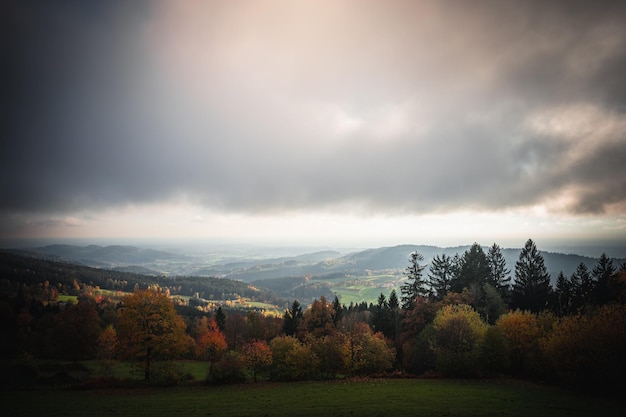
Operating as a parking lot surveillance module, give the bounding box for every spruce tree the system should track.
[401,251,427,310]
[487,243,511,299]
[592,253,616,305]
[512,239,551,312]
[428,254,454,300]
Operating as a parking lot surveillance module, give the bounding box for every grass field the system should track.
[2,379,621,417]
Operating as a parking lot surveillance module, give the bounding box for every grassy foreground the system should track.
[2,379,622,417]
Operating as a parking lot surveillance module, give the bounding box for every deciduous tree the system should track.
[117,289,191,381]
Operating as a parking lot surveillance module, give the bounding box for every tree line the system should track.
[1,239,625,389]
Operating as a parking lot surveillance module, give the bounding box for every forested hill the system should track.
[0,251,282,305]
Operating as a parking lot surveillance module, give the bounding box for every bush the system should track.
[150,362,193,386]
[209,351,247,384]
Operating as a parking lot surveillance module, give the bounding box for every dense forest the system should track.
[1,239,625,391]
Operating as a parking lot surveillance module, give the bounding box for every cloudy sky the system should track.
[2,0,626,249]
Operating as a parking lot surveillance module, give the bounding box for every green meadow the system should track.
[3,379,621,417]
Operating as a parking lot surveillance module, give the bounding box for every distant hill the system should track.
[10,243,624,288]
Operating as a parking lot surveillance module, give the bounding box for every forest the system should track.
[1,238,625,391]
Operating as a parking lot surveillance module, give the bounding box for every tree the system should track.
[455,243,491,293]
[496,310,543,376]
[332,295,344,326]
[302,296,335,338]
[195,318,228,376]
[592,253,616,305]
[512,239,551,312]
[487,243,511,299]
[387,289,400,340]
[282,300,303,337]
[53,296,101,360]
[242,340,272,382]
[571,262,594,310]
[96,325,118,377]
[428,254,455,300]
[117,289,191,381]
[401,252,427,310]
[214,306,226,331]
[431,304,487,377]
[554,271,572,316]
[370,293,390,335]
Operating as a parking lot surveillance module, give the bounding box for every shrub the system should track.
[209,351,247,384]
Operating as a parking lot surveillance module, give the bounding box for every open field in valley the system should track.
[2,379,621,417]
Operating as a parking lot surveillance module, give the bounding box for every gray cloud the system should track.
[2,0,626,227]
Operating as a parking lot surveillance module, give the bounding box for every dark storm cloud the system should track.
[2,0,626,225]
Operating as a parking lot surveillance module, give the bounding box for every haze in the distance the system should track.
[2,1,625,253]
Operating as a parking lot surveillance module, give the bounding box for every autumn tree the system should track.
[242,339,272,382]
[512,239,551,312]
[431,304,487,377]
[97,325,118,377]
[496,310,544,376]
[269,335,319,381]
[117,289,191,381]
[302,296,335,338]
[401,252,428,310]
[195,317,228,376]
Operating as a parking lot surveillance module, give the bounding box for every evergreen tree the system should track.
[332,295,344,326]
[454,243,490,293]
[282,300,303,337]
[554,271,571,315]
[401,252,427,310]
[371,293,390,335]
[571,262,594,309]
[487,243,511,299]
[387,289,400,340]
[512,239,551,312]
[215,306,226,331]
[428,254,455,300]
[592,253,616,305]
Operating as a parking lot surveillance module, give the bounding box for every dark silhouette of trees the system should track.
[512,239,551,313]
[282,300,303,337]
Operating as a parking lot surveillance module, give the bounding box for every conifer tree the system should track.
[401,251,427,310]
[487,243,511,299]
[512,239,551,312]
[428,254,455,300]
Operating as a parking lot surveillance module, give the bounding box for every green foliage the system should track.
[478,326,510,376]
[401,252,427,309]
[269,335,319,381]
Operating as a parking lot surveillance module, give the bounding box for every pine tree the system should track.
[512,239,551,312]
[487,243,511,299]
[554,271,571,315]
[282,300,303,337]
[454,243,490,292]
[428,254,455,300]
[387,289,400,340]
[571,262,594,309]
[401,251,427,310]
[592,253,616,305]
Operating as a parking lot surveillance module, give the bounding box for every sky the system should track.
[2,0,626,251]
